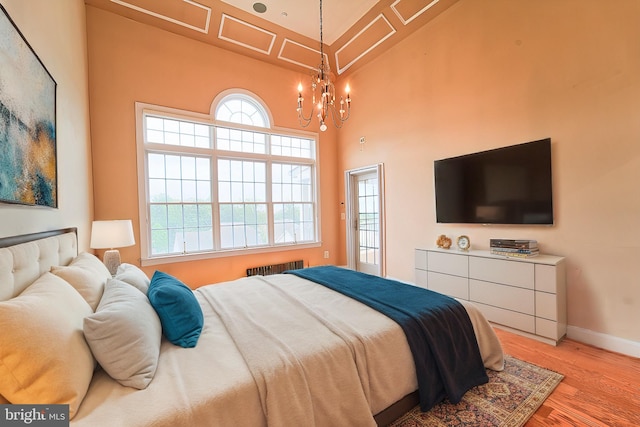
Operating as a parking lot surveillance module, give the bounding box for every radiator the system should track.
[246,260,304,277]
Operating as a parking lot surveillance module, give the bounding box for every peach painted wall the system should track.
[337,0,640,347]
[85,6,340,287]
[0,0,93,248]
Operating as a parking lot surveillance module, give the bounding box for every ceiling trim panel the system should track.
[278,39,329,72]
[335,14,396,75]
[218,14,277,55]
[390,0,441,25]
[109,0,211,33]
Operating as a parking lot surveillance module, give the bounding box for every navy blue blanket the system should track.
[286,266,488,411]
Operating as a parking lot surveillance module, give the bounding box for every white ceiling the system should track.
[220,0,380,45]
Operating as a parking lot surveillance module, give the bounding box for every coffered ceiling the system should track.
[85,0,460,77]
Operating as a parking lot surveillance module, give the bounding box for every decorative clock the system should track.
[456,235,471,251]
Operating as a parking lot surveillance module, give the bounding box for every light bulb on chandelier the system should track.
[296,0,351,132]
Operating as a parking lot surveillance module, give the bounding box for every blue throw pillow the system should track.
[147,271,203,348]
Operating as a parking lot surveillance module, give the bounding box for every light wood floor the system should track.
[495,328,640,426]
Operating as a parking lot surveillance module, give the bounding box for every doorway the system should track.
[345,164,385,276]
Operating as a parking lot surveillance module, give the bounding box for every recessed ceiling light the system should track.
[253,2,267,13]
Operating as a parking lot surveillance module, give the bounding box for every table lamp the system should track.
[90,220,135,275]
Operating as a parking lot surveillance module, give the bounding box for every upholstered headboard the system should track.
[0,228,78,301]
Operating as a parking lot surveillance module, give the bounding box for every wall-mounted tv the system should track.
[434,138,553,225]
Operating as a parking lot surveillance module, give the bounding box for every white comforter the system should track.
[71,274,503,427]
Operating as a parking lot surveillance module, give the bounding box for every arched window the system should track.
[135,91,319,265]
[215,94,269,128]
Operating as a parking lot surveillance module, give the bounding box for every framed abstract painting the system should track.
[0,4,57,208]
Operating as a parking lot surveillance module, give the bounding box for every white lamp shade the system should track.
[90,220,135,249]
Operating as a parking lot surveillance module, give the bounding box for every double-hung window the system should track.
[135,92,319,265]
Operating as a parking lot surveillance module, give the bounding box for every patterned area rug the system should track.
[390,355,563,427]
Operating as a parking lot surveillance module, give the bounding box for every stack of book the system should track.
[490,239,539,258]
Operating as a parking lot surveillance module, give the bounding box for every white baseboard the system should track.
[566,326,640,358]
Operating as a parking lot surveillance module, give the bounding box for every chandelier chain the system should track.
[319,0,324,70]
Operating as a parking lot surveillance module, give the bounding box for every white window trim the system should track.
[135,100,321,266]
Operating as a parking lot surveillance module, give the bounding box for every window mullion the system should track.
[266,134,274,246]
[211,150,221,251]
[266,159,274,246]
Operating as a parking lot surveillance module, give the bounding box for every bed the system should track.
[0,228,504,426]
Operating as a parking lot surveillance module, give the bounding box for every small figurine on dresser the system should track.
[436,234,452,249]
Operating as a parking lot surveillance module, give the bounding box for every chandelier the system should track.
[297,0,351,132]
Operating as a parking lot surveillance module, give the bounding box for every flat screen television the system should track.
[434,138,553,225]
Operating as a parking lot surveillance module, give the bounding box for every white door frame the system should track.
[345,163,385,276]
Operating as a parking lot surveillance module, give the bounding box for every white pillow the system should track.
[115,263,150,294]
[0,272,95,419]
[84,278,162,389]
[51,252,112,310]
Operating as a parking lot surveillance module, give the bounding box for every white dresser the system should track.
[415,247,566,345]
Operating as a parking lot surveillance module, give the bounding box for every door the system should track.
[345,164,385,276]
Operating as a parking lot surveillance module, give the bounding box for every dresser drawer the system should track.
[469,256,534,289]
[415,249,428,271]
[536,317,562,340]
[535,264,557,293]
[473,302,536,334]
[415,269,428,289]
[470,279,534,315]
[427,271,468,299]
[535,291,557,321]
[427,251,468,277]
